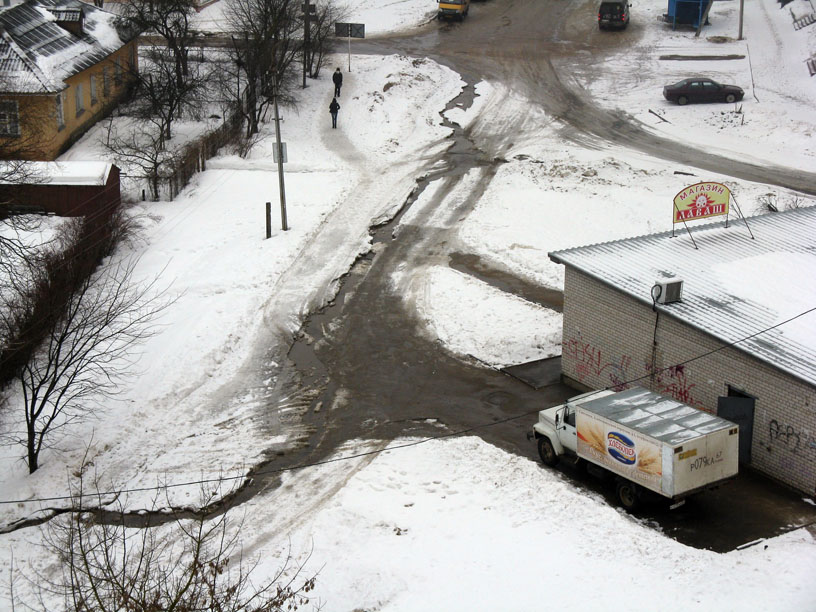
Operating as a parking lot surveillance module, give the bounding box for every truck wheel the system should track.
[615,480,640,512]
[537,437,559,467]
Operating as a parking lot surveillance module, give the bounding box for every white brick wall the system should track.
[561,268,816,495]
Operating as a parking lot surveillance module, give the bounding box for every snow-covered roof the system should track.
[549,206,816,388]
[0,0,138,94]
[0,159,113,184]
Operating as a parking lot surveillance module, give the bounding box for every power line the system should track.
[0,411,540,506]
[1,302,813,507]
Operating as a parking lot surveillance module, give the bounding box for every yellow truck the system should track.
[438,0,470,21]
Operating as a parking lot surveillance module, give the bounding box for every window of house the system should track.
[90,74,97,105]
[0,100,20,136]
[102,67,109,96]
[114,58,122,84]
[56,92,65,129]
[74,83,84,116]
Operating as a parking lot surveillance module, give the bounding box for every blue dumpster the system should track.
[666,0,709,28]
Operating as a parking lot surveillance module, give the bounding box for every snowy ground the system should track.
[2,0,816,609]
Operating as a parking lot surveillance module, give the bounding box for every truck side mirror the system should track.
[555,413,560,427]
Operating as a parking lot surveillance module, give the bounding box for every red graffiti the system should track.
[563,336,631,391]
[648,363,703,409]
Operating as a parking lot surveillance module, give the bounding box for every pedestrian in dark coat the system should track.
[329,97,340,128]
[332,68,343,97]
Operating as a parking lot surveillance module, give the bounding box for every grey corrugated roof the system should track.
[581,387,734,446]
[0,0,138,94]
[549,206,816,387]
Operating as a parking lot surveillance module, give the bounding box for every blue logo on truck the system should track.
[607,432,636,465]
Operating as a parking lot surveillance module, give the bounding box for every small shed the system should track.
[0,161,121,217]
[665,0,710,28]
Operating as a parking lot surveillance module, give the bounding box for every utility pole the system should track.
[738,0,744,40]
[272,85,288,231]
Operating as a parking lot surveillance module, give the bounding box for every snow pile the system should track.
[242,436,816,611]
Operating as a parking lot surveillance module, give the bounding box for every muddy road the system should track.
[90,0,816,547]
[242,0,816,551]
[366,0,815,192]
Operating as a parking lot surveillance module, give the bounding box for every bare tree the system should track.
[117,0,210,141]
[305,2,344,80]
[104,122,179,201]
[119,0,199,86]
[30,480,319,611]
[5,248,170,473]
[0,145,49,284]
[0,161,54,389]
[128,45,211,142]
[0,215,47,374]
[226,0,303,137]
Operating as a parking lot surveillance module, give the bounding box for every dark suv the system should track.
[598,0,630,30]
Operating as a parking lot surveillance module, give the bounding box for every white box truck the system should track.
[531,386,739,511]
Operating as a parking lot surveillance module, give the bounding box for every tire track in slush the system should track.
[61,79,528,531]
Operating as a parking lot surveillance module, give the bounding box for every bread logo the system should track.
[637,447,661,475]
[607,432,636,465]
[577,424,606,455]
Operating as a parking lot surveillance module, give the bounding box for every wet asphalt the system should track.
[263,0,816,551]
[85,0,816,546]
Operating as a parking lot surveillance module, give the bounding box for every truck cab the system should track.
[438,0,470,21]
[533,389,613,464]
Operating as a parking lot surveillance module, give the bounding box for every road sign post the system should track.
[272,142,287,164]
[334,22,365,72]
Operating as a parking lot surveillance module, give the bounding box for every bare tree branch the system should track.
[5,253,173,473]
[225,0,304,138]
[24,478,321,611]
[103,122,179,201]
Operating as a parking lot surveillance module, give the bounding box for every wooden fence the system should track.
[165,109,243,201]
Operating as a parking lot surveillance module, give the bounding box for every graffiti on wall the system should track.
[563,334,705,407]
[768,419,816,461]
[562,335,631,391]
[646,363,704,409]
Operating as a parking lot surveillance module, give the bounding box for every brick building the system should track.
[549,207,816,496]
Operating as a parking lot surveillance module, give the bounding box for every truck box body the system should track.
[575,387,739,498]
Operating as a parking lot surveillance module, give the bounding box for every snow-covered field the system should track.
[2,0,816,609]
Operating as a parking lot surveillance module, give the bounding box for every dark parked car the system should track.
[598,0,630,30]
[663,77,745,105]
